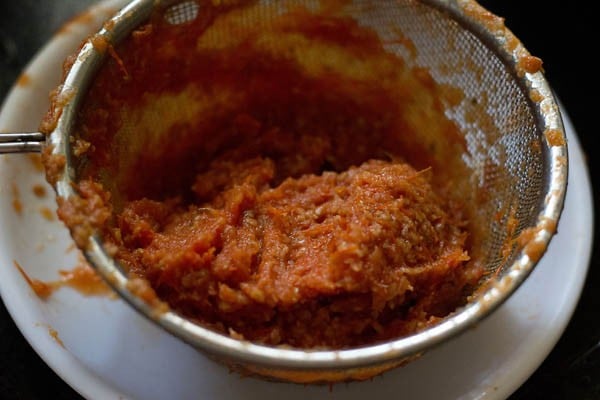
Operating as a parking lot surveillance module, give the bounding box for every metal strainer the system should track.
[0,0,567,383]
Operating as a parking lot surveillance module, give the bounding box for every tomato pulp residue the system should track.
[14,259,114,300]
[34,323,66,348]
[10,182,23,215]
[50,1,483,349]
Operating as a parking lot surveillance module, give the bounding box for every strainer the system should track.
[0,0,567,383]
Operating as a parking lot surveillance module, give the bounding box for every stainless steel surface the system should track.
[8,0,569,382]
[0,132,45,152]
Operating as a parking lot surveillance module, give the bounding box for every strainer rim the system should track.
[45,0,568,371]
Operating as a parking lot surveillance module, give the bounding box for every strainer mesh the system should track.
[164,1,200,24]
[135,0,546,281]
[372,1,544,276]
[360,1,544,276]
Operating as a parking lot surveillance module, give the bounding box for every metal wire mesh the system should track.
[155,0,546,280]
[164,0,200,24]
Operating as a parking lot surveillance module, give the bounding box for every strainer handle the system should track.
[0,132,45,153]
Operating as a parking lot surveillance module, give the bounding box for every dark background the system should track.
[0,1,596,399]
